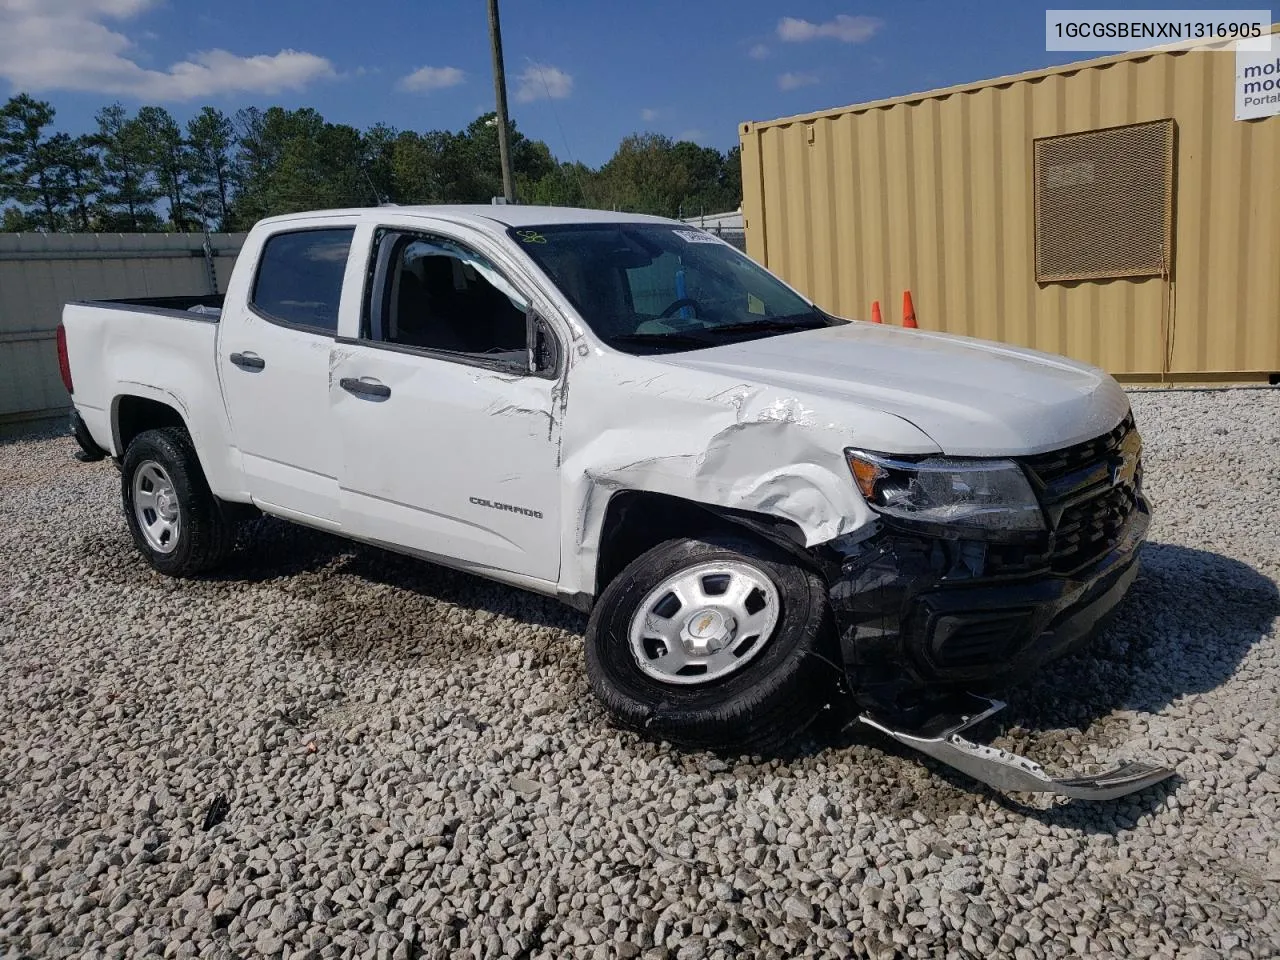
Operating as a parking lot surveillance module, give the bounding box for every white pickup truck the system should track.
[59,205,1169,799]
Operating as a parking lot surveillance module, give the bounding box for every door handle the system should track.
[229,352,265,371]
[340,377,391,401]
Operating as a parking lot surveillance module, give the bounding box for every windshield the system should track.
[509,223,841,353]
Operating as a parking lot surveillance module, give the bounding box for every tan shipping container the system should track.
[740,27,1280,381]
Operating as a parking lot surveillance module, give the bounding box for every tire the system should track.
[585,533,839,754]
[121,427,236,576]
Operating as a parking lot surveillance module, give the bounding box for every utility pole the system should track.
[487,0,516,203]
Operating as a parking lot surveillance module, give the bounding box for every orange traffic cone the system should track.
[870,300,883,324]
[902,290,918,329]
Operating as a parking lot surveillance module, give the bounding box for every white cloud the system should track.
[0,0,336,99]
[397,65,465,93]
[777,14,882,44]
[677,129,705,143]
[514,62,573,103]
[748,43,771,59]
[6,0,155,15]
[778,71,819,91]
[640,107,659,122]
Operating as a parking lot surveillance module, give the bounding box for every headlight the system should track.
[845,449,1045,532]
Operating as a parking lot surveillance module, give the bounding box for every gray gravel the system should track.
[2,387,1279,960]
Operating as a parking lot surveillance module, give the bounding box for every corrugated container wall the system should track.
[0,233,245,424]
[740,28,1280,381]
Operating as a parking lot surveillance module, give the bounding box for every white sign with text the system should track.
[1237,42,1280,119]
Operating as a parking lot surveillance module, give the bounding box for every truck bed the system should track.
[70,294,225,320]
[61,298,243,497]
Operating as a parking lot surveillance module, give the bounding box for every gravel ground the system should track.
[1,388,1278,960]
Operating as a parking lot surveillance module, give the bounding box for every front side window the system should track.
[511,223,840,353]
[367,233,529,366]
[251,228,354,332]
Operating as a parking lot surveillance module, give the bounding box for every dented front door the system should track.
[331,345,563,583]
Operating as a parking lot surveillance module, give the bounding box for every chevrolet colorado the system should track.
[58,206,1169,799]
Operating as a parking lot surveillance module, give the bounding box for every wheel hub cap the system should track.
[680,608,736,655]
[132,460,181,554]
[628,560,781,686]
[156,490,177,520]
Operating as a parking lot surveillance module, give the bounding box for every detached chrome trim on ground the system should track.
[860,695,1174,801]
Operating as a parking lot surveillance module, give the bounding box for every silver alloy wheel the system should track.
[628,560,781,685]
[132,460,181,554]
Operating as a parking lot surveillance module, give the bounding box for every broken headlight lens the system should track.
[845,450,1045,532]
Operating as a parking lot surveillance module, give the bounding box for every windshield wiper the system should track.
[606,332,718,349]
[706,315,830,336]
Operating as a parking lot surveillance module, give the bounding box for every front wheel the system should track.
[585,534,838,753]
[121,427,236,576]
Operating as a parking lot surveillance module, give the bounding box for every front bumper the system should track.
[823,494,1150,714]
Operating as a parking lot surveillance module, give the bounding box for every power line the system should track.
[526,56,592,207]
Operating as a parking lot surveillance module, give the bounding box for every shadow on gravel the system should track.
[212,528,1277,718]
[205,515,586,635]
[0,418,65,445]
[1005,541,1279,729]
[128,514,1279,826]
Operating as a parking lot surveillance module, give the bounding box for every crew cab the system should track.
[59,206,1167,799]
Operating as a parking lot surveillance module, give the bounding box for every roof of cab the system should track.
[257,204,678,230]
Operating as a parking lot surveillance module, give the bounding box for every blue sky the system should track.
[0,1,1251,166]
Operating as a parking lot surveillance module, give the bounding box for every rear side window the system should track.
[251,228,354,332]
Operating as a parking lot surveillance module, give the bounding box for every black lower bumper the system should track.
[69,408,108,462]
[822,498,1150,714]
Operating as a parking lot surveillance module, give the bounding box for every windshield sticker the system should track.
[515,229,547,244]
[673,229,723,244]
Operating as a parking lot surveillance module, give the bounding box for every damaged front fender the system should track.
[558,354,938,597]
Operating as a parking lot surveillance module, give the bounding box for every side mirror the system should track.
[526,311,560,377]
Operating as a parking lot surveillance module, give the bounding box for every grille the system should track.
[1049,484,1137,574]
[1018,414,1141,574]
[1021,412,1134,488]
[1034,120,1175,282]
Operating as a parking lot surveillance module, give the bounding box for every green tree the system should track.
[361,122,398,205]
[230,107,370,225]
[720,144,743,210]
[443,113,556,202]
[230,106,320,224]
[2,204,38,231]
[186,107,235,230]
[135,106,192,230]
[5,90,745,231]
[595,133,691,217]
[388,130,455,204]
[93,103,161,231]
[522,161,595,207]
[48,133,100,231]
[671,140,738,217]
[0,94,68,230]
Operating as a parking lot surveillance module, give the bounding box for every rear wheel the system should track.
[585,533,838,753]
[121,427,236,576]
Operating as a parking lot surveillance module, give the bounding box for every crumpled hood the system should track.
[656,322,1131,456]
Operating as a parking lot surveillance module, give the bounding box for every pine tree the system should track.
[93,103,161,232]
[135,106,192,230]
[0,94,68,230]
[186,107,235,229]
[48,133,100,231]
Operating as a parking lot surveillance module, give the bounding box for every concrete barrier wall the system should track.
[0,233,245,424]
